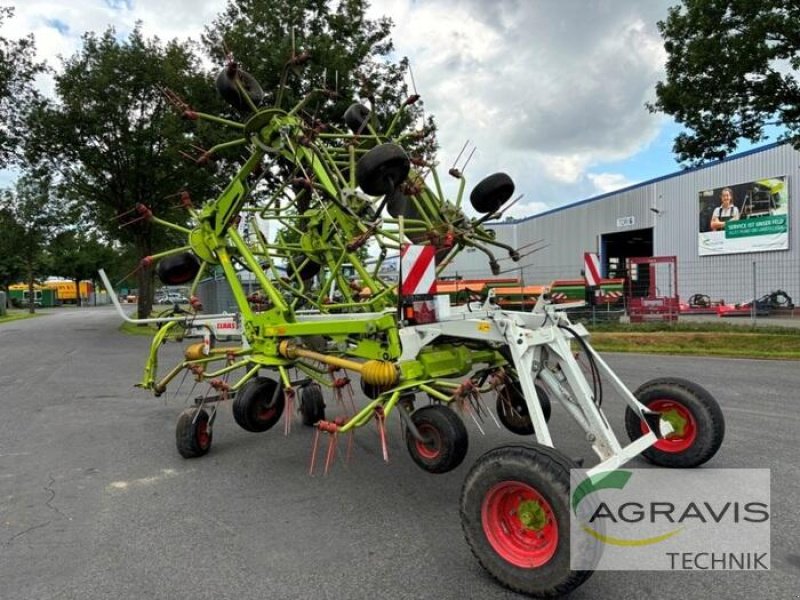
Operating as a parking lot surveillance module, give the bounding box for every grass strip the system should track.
[588,331,800,359]
[0,311,42,325]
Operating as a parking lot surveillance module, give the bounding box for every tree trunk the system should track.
[74,278,82,307]
[135,234,154,321]
[26,264,35,314]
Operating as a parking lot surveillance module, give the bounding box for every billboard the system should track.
[698,176,789,256]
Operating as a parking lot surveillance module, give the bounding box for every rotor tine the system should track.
[464,401,485,435]
[309,428,321,476]
[452,140,469,171]
[173,368,190,401]
[375,410,389,463]
[324,432,338,475]
[111,206,139,222]
[284,387,295,436]
[461,147,477,175]
[118,214,148,229]
[476,390,501,429]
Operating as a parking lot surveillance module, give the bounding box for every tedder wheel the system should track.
[355,143,411,196]
[343,102,371,134]
[157,252,201,285]
[176,408,213,458]
[215,66,264,113]
[496,381,552,436]
[299,383,326,426]
[470,172,515,214]
[460,444,594,597]
[405,404,468,474]
[286,254,321,283]
[232,376,285,433]
[624,377,725,468]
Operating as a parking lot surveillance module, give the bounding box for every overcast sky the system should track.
[2,0,690,217]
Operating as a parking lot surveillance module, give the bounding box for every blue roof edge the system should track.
[492,140,786,226]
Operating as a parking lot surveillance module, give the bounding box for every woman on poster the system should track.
[710,187,740,230]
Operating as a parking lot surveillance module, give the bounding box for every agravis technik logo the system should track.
[570,469,770,571]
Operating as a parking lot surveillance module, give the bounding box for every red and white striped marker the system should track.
[584,252,601,287]
[401,245,437,296]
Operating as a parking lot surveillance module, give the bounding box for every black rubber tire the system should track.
[215,66,264,113]
[496,381,552,436]
[356,143,410,196]
[460,444,594,597]
[344,103,371,134]
[299,383,326,426]
[175,408,212,458]
[157,252,201,285]
[232,376,285,433]
[624,377,725,468]
[386,187,424,219]
[405,404,468,474]
[470,172,515,213]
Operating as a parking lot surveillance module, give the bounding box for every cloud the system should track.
[1,0,676,216]
[371,0,673,214]
[587,172,637,194]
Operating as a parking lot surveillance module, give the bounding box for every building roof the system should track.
[496,141,785,226]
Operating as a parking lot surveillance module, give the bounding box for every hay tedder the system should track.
[101,57,725,597]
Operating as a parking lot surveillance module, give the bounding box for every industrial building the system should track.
[443,142,798,307]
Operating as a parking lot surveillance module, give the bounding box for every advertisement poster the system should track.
[698,176,789,256]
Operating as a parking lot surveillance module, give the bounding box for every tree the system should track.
[0,207,26,296]
[202,0,435,153]
[26,27,221,319]
[0,7,47,169]
[0,176,63,313]
[650,0,800,165]
[48,231,119,306]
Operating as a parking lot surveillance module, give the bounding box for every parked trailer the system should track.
[8,284,58,308]
[43,280,94,304]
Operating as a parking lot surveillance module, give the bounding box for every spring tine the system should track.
[324,433,338,475]
[452,140,469,171]
[118,214,148,229]
[173,368,190,400]
[376,412,389,463]
[309,429,321,476]
[476,391,501,429]
[464,401,485,435]
[111,205,139,221]
[461,147,477,175]
[284,387,294,436]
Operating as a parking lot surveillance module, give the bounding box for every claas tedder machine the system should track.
[101,56,725,597]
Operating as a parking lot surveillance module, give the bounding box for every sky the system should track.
[0,0,765,218]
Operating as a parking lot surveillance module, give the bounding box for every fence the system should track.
[196,254,800,326]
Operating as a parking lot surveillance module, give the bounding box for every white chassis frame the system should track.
[399,294,672,477]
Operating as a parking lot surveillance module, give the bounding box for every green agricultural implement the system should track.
[102,57,724,598]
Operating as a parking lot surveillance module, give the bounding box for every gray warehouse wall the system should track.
[443,143,799,305]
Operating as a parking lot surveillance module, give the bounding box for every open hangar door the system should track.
[600,228,653,297]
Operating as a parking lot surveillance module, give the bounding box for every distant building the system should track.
[442,142,798,305]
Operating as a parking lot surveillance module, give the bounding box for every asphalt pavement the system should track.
[0,306,797,599]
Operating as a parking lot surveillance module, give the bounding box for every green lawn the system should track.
[0,310,42,324]
[587,321,800,359]
[119,321,160,336]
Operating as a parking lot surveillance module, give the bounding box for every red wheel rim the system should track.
[642,399,697,453]
[481,481,558,568]
[196,420,210,449]
[415,424,441,460]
